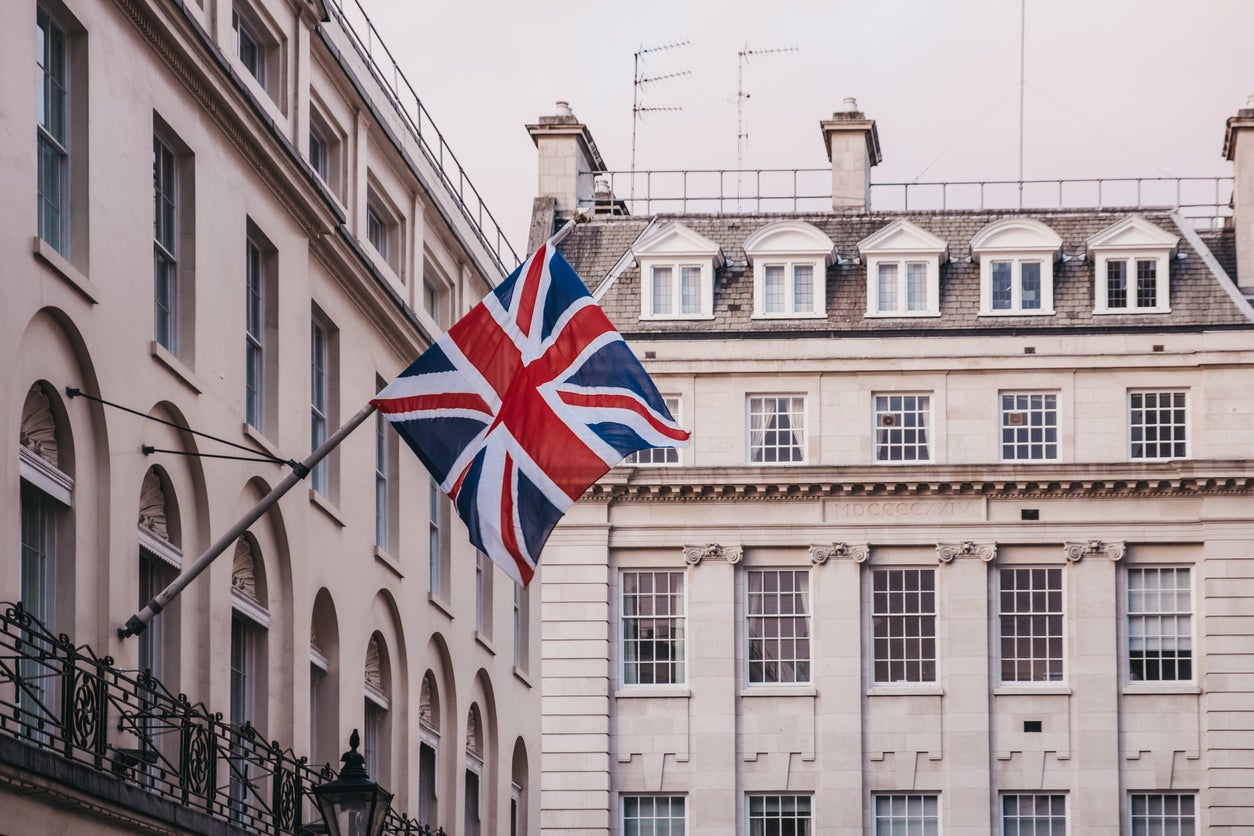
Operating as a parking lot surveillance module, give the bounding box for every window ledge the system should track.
[474,631,496,656]
[374,545,403,579]
[33,237,99,304]
[1122,684,1201,696]
[241,423,283,460]
[615,686,691,699]
[867,686,943,697]
[864,310,942,319]
[978,309,1056,317]
[512,666,533,688]
[750,312,828,320]
[740,685,816,698]
[993,686,1072,697]
[308,489,346,527]
[428,592,454,620]
[150,342,203,394]
[1093,307,1171,316]
[639,314,716,322]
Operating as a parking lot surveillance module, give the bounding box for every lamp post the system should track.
[312,729,394,836]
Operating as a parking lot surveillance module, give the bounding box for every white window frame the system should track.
[620,569,686,687]
[745,568,811,686]
[874,393,933,464]
[1129,792,1196,835]
[640,261,713,319]
[36,5,71,258]
[997,567,1065,685]
[621,795,687,834]
[633,222,722,321]
[999,392,1059,462]
[310,316,330,496]
[747,794,813,834]
[231,2,283,107]
[1094,253,1171,314]
[972,218,1060,316]
[870,568,937,686]
[747,395,807,465]
[365,182,404,277]
[1125,565,1194,685]
[873,793,939,835]
[751,258,826,318]
[624,396,682,466]
[866,258,940,317]
[1128,390,1188,461]
[1001,794,1067,834]
[981,257,1052,315]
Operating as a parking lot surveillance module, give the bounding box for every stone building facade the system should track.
[531,102,1254,834]
[1,0,537,833]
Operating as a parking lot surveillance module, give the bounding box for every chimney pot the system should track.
[842,97,859,113]
[555,100,573,118]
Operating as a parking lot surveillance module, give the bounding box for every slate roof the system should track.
[555,209,1254,337]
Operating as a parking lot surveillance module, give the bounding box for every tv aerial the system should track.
[631,40,692,198]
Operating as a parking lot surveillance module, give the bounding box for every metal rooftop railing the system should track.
[324,0,520,273]
[582,170,1234,229]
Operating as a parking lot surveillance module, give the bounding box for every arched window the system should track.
[229,533,269,819]
[464,705,484,836]
[136,467,181,779]
[363,633,391,785]
[309,590,340,771]
[418,672,440,828]
[510,738,529,836]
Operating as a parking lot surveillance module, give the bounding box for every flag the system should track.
[370,241,690,586]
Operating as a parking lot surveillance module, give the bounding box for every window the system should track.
[875,394,931,463]
[366,186,402,274]
[429,478,450,599]
[310,318,329,495]
[622,796,685,836]
[229,611,264,816]
[36,6,70,256]
[152,127,195,359]
[999,568,1063,683]
[746,569,810,685]
[307,104,344,200]
[231,3,281,104]
[465,707,484,836]
[363,634,390,784]
[308,123,327,182]
[514,581,530,672]
[972,219,1060,315]
[873,794,938,836]
[748,396,805,464]
[625,396,681,465]
[1002,795,1065,834]
[1087,216,1176,314]
[1129,391,1187,460]
[476,551,493,638]
[244,226,277,433]
[858,219,948,317]
[1130,793,1195,835]
[871,569,936,684]
[419,741,438,825]
[621,570,685,686]
[418,673,440,827]
[634,222,720,320]
[748,794,811,836]
[367,204,387,259]
[1127,567,1192,682]
[1001,393,1058,462]
[744,220,834,318]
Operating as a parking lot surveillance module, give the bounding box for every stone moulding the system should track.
[937,541,997,563]
[1063,539,1126,562]
[683,543,743,565]
[810,542,869,564]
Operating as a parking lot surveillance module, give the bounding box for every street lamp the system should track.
[312,729,394,836]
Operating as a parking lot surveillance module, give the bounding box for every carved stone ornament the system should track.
[419,674,438,730]
[138,469,169,540]
[937,541,997,564]
[810,542,869,565]
[20,385,59,467]
[1063,539,1126,562]
[231,537,258,600]
[683,543,743,565]
[364,636,384,693]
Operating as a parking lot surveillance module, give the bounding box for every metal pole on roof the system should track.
[1018,0,1026,197]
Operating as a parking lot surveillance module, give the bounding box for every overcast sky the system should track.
[359,0,1254,260]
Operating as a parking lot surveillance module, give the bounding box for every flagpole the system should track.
[118,403,377,639]
[546,212,587,249]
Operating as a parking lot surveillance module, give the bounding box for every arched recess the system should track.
[366,588,408,804]
[465,669,499,836]
[309,588,341,770]
[136,465,182,686]
[510,737,530,836]
[464,703,485,836]
[363,631,393,787]
[420,632,457,833]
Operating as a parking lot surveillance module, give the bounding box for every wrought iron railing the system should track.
[323,0,519,274]
[579,170,1234,229]
[0,602,442,835]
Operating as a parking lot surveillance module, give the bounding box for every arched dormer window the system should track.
[743,220,835,318]
[633,221,722,320]
[971,218,1062,315]
[1086,216,1177,314]
[857,219,948,317]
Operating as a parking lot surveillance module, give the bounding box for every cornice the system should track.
[588,462,1254,504]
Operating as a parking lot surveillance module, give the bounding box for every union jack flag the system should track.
[370,242,689,586]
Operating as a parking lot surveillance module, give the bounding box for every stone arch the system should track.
[309,588,341,769]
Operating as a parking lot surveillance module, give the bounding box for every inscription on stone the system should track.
[824,498,985,522]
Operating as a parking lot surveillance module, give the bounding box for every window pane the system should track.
[749,396,805,463]
[875,394,930,463]
[878,263,898,312]
[747,570,810,684]
[1129,391,1187,460]
[622,571,685,685]
[999,568,1063,682]
[1001,393,1058,461]
[992,262,1012,310]
[793,264,814,312]
[1020,262,1041,309]
[680,266,702,314]
[872,570,937,684]
[906,263,928,311]
[1127,568,1192,682]
[1107,260,1128,308]
[1136,259,1157,308]
[764,265,785,313]
[652,267,673,315]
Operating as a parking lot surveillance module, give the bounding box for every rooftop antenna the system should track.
[632,41,691,200]
[736,43,797,206]
[1018,0,1026,198]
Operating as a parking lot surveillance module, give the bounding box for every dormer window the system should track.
[633,222,721,320]
[744,221,835,318]
[971,219,1062,316]
[1086,216,1177,314]
[857,219,948,317]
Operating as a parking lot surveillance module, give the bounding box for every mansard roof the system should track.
[556,208,1254,336]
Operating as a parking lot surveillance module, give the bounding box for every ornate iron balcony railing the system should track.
[0,602,442,835]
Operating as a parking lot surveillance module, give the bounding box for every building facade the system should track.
[532,101,1254,834]
[1,0,538,833]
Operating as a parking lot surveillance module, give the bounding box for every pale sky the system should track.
[360,0,1254,260]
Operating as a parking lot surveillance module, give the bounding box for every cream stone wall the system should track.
[0,0,538,833]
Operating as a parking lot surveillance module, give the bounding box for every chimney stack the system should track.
[526,100,607,221]
[1223,96,1254,291]
[820,99,882,212]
